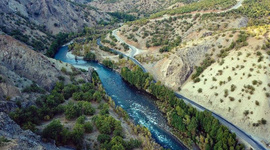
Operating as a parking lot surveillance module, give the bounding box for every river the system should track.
[54,46,188,150]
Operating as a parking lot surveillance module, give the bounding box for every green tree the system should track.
[42,120,64,145]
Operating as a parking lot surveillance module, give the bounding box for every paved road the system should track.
[97,39,146,72]
[219,0,244,13]
[98,38,267,150]
[112,29,138,57]
[101,0,268,149]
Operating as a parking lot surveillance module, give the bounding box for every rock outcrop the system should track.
[149,43,211,89]
[86,67,94,82]
[0,0,110,34]
[0,0,110,52]
[0,112,72,150]
[0,35,66,91]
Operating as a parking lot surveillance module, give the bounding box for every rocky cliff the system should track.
[0,0,110,52]
[0,35,66,91]
[0,112,72,150]
[0,34,90,149]
[0,0,109,34]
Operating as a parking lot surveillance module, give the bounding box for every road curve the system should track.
[112,29,139,57]
[97,39,146,72]
[97,38,267,150]
[99,1,267,148]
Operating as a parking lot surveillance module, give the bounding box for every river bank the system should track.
[55,45,189,150]
[67,46,204,150]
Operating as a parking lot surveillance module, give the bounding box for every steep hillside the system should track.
[88,0,198,15]
[0,34,157,150]
[0,0,109,34]
[0,0,110,51]
[0,34,76,149]
[101,0,270,147]
[181,32,270,144]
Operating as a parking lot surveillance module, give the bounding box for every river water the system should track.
[54,46,187,150]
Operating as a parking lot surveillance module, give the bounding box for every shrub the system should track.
[198,88,202,93]
[224,89,228,97]
[22,83,46,94]
[252,80,257,85]
[255,100,260,106]
[72,92,84,101]
[97,134,111,143]
[76,115,86,124]
[79,101,95,115]
[65,102,82,120]
[102,59,114,69]
[84,122,93,133]
[194,78,201,83]
[229,97,235,101]
[42,120,65,145]
[192,57,215,80]
[83,52,96,61]
[243,110,249,116]
[72,124,85,149]
[231,84,236,92]
[261,118,267,125]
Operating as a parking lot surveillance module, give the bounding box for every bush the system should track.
[194,78,201,83]
[76,115,86,124]
[46,33,69,57]
[192,57,215,80]
[65,102,82,120]
[255,100,260,106]
[261,118,267,125]
[230,84,236,92]
[72,92,84,101]
[97,134,111,143]
[79,101,95,115]
[243,110,249,116]
[22,83,46,94]
[65,101,95,120]
[42,120,65,144]
[72,124,85,149]
[198,88,202,93]
[102,59,114,69]
[84,122,93,133]
[224,89,229,97]
[83,52,96,61]
[63,84,79,99]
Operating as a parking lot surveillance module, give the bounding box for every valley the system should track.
[0,0,270,150]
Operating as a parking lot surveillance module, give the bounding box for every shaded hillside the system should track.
[0,0,110,51]
[88,0,199,16]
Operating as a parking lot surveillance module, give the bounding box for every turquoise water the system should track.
[54,46,187,150]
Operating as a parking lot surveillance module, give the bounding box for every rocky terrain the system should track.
[0,112,71,150]
[88,0,186,15]
[102,0,270,147]
[0,34,80,149]
[0,0,110,34]
[0,33,155,150]
[0,0,110,51]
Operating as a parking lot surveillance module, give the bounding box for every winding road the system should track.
[98,0,268,149]
[97,37,267,150]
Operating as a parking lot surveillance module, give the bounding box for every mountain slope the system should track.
[0,0,110,51]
